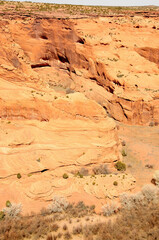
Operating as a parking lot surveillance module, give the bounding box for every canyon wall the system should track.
[0,16,159,125]
[0,13,158,212]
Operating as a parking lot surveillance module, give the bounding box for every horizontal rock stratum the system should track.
[0,73,122,212]
[0,93,121,179]
[0,15,158,125]
[0,10,158,212]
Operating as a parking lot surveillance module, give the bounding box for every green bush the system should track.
[63,173,69,179]
[122,149,127,157]
[6,200,12,207]
[117,73,124,78]
[113,181,118,186]
[0,211,5,220]
[17,173,22,179]
[115,161,126,171]
[75,172,83,178]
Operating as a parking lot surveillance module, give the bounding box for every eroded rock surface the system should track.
[0,92,121,212]
[1,11,159,212]
[0,15,158,125]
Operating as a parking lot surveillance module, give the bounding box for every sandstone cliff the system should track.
[1,10,158,212]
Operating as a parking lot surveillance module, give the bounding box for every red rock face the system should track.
[136,47,159,66]
[0,12,158,213]
[0,16,122,213]
[0,15,158,125]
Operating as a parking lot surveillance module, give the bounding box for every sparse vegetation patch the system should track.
[115,161,126,171]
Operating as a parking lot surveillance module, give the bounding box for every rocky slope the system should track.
[0,17,123,212]
[0,8,158,212]
[0,14,158,125]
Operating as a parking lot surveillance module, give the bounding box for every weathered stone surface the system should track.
[0,15,158,125]
[1,11,159,213]
[0,81,121,212]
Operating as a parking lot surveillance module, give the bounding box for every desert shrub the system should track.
[65,201,94,218]
[131,191,145,204]
[93,164,110,175]
[46,234,54,240]
[48,196,69,213]
[121,140,126,146]
[17,173,22,179]
[145,164,153,169]
[91,200,159,240]
[0,186,158,240]
[63,224,68,231]
[120,192,132,209]
[149,121,154,127]
[57,233,62,238]
[63,173,69,179]
[27,173,32,177]
[120,184,159,211]
[40,207,50,216]
[141,184,159,203]
[120,192,144,210]
[83,223,101,237]
[74,171,83,178]
[0,211,5,221]
[85,216,90,221]
[90,205,95,210]
[115,161,126,171]
[113,181,118,186]
[73,224,83,235]
[64,231,72,239]
[152,170,159,186]
[121,149,127,157]
[76,201,87,210]
[6,200,12,207]
[38,3,52,11]
[117,73,124,78]
[0,212,61,240]
[101,201,120,216]
[3,203,22,218]
[51,223,59,232]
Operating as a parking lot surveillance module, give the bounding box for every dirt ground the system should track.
[118,122,159,191]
